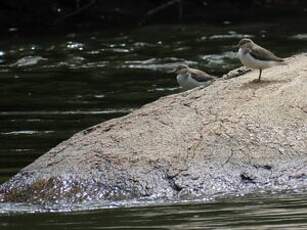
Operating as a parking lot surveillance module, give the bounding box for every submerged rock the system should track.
[1,54,307,206]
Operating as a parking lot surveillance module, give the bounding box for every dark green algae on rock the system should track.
[0,54,307,208]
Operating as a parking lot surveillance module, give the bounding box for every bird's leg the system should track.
[258,69,262,81]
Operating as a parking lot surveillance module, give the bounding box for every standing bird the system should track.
[237,38,285,81]
[173,64,217,90]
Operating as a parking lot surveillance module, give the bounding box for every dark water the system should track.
[1,21,307,227]
[1,192,307,229]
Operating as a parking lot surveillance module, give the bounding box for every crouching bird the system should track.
[173,64,217,90]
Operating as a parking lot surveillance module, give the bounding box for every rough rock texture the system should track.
[1,54,307,206]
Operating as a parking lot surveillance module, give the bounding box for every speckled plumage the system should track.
[237,38,285,81]
[174,65,216,90]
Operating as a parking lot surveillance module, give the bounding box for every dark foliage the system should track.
[0,0,307,31]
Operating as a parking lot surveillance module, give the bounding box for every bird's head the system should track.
[237,38,254,48]
[173,64,189,74]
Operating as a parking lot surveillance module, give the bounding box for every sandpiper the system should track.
[237,38,285,81]
[172,64,217,90]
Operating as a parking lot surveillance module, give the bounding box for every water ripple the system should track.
[0,109,134,116]
[65,42,85,50]
[290,34,307,40]
[10,56,47,67]
[1,130,54,135]
[208,31,253,40]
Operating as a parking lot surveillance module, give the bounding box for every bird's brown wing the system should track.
[189,68,216,82]
[249,44,284,62]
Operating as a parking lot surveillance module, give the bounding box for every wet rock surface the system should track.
[1,54,307,206]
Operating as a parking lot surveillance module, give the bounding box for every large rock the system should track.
[1,54,307,206]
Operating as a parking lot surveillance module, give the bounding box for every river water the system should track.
[0,21,307,228]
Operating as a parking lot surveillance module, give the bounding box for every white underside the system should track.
[177,74,210,90]
[238,48,279,69]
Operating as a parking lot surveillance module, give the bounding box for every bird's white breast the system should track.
[177,74,205,90]
[238,48,276,69]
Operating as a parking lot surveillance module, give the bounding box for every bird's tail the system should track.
[277,59,287,65]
